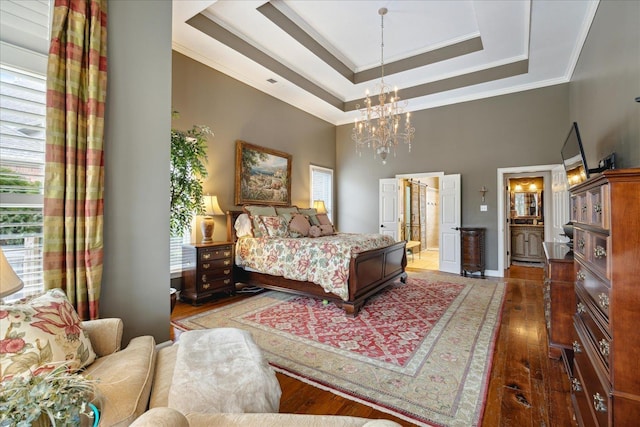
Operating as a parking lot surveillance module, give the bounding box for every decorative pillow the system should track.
[289,213,311,237]
[244,205,277,237]
[319,224,335,236]
[275,206,298,215]
[0,288,96,380]
[316,213,334,228]
[298,208,320,226]
[234,213,254,238]
[259,215,289,237]
[308,225,321,238]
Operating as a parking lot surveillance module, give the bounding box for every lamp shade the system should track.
[0,247,24,298]
[313,200,327,214]
[204,195,224,216]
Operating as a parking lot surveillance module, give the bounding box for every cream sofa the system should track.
[82,318,401,427]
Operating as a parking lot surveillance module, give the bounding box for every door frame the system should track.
[497,164,558,275]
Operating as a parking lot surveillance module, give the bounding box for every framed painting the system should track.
[235,141,292,206]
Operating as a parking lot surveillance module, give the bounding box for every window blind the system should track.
[310,165,333,221]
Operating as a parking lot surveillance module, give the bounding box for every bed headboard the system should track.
[226,210,245,243]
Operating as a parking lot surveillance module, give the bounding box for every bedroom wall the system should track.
[101,0,172,344]
[336,85,570,272]
[569,0,640,169]
[171,51,336,243]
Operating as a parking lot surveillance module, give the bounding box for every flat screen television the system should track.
[561,122,589,187]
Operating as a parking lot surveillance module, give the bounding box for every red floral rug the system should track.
[173,271,506,427]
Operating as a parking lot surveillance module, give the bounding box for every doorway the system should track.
[398,174,440,270]
[506,175,546,267]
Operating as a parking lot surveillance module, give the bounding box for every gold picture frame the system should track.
[235,140,292,206]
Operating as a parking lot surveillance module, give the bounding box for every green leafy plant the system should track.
[170,115,212,236]
[0,364,98,426]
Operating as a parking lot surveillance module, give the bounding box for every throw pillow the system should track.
[308,225,321,238]
[234,213,254,238]
[289,213,311,237]
[259,215,289,237]
[298,208,320,226]
[0,288,96,380]
[275,206,298,215]
[319,224,335,236]
[244,205,277,238]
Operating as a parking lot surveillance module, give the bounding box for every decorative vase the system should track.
[201,216,214,243]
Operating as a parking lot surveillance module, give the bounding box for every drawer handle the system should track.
[201,274,207,282]
[571,377,582,392]
[593,203,602,214]
[224,251,231,257]
[572,341,582,353]
[223,269,231,275]
[593,393,607,413]
[202,253,211,260]
[203,283,210,290]
[203,263,211,269]
[599,339,610,358]
[594,245,607,259]
[581,205,587,214]
[576,302,586,314]
[223,279,231,285]
[578,238,586,250]
[224,260,231,266]
[577,270,586,281]
[598,293,609,310]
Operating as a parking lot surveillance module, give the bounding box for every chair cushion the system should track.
[83,335,156,427]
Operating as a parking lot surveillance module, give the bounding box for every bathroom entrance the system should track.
[506,175,546,267]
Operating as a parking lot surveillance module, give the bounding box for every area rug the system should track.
[172,271,506,427]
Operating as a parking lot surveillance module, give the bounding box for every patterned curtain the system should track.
[43,0,107,320]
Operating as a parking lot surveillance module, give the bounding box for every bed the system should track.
[227,209,407,316]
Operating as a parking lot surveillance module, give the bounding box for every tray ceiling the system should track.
[173,0,599,125]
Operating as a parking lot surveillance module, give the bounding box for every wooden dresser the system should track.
[569,169,640,426]
[542,242,575,364]
[460,227,485,278]
[181,242,234,305]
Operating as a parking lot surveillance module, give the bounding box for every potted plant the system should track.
[0,364,99,426]
[170,114,212,236]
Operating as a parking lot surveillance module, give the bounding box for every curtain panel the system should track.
[44,0,107,320]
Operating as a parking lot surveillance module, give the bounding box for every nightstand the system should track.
[181,242,234,305]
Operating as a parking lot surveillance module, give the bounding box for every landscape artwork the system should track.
[235,141,292,206]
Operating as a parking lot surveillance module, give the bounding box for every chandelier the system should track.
[352,7,415,164]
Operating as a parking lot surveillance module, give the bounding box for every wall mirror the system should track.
[513,192,539,217]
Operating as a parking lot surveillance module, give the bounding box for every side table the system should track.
[181,241,234,305]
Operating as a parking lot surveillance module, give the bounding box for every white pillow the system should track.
[234,213,254,238]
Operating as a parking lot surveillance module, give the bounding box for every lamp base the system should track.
[201,216,214,244]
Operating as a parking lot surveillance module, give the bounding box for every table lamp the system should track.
[201,195,224,243]
[313,200,327,214]
[1,247,24,298]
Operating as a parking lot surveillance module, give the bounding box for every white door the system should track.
[439,174,461,274]
[379,178,399,240]
[552,165,570,242]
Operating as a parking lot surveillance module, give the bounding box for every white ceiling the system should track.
[173,0,599,125]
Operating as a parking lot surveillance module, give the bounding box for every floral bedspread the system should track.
[235,233,397,301]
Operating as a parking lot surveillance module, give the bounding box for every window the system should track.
[170,232,192,276]
[0,65,46,299]
[310,165,333,221]
[1,0,50,299]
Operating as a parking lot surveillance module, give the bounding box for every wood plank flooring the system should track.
[170,266,576,426]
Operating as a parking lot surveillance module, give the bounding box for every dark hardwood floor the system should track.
[170,266,576,426]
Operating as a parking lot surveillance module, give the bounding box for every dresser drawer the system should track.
[575,290,611,372]
[588,232,610,280]
[574,228,589,260]
[573,320,611,427]
[575,262,610,322]
[586,184,609,230]
[571,363,599,427]
[200,245,232,261]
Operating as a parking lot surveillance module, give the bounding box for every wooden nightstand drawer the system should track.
[200,246,232,261]
[199,257,232,270]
